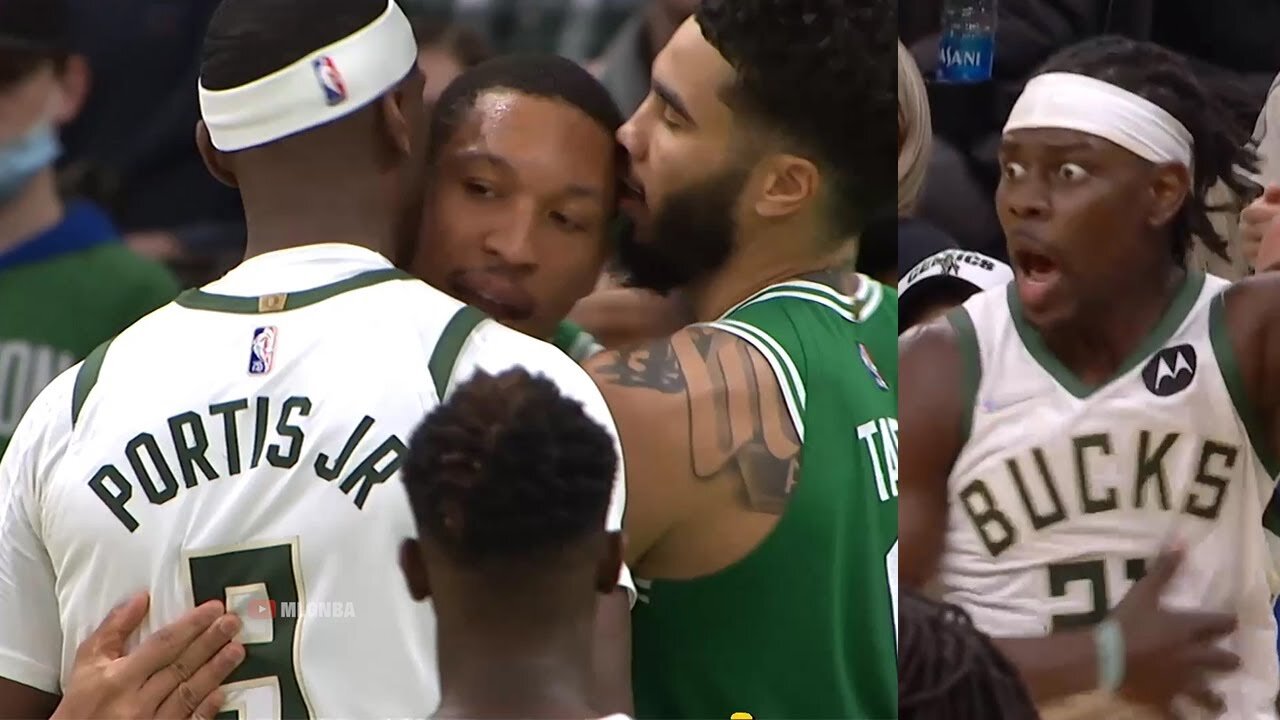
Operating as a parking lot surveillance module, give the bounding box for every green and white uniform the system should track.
[631,276,899,719]
[942,272,1279,719]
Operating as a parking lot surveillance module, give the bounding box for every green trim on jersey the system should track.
[1007,271,1204,399]
[430,306,488,398]
[551,320,604,363]
[174,268,413,314]
[722,275,881,324]
[1208,292,1280,536]
[71,338,114,428]
[702,318,807,440]
[946,307,981,444]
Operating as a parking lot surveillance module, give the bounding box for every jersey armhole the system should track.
[701,320,806,443]
[945,307,981,445]
[1208,293,1280,536]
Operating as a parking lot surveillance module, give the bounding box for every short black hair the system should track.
[402,368,618,566]
[0,0,71,90]
[200,0,393,91]
[425,53,624,166]
[899,590,1039,719]
[695,0,896,241]
[1037,36,1261,262]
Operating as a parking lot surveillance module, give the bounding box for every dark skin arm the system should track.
[1222,274,1280,467]
[591,588,633,716]
[900,317,1100,702]
[0,679,57,719]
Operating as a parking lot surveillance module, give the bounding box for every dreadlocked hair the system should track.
[402,367,618,567]
[1036,35,1260,263]
[694,0,896,242]
[899,590,1039,720]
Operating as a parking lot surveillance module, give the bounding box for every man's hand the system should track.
[1240,184,1280,270]
[52,592,245,720]
[1112,548,1240,714]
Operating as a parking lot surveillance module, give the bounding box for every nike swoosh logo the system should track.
[979,394,1037,413]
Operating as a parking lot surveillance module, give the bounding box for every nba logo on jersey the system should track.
[312,56,347,106]
[249,326,278,375]
[858,343,888,391]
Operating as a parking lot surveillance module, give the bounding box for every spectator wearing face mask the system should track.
[0,0,178,457]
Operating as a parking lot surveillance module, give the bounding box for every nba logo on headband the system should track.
[312,56,347,106]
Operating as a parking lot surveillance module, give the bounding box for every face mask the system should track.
[0,123,61,204]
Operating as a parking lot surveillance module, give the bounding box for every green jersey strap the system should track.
[429,306,488,399]
[552,320,605,363]
[700,319,806,441]
[721,276,882,324]
[71,337,115,428]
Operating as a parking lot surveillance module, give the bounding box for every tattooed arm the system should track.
[584,326,802,568]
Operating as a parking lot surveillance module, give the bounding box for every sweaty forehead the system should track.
[652,18,736,123]
[448,90,615,180]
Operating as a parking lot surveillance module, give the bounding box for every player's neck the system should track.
[434,613,596,720]
[1037,262,1186,381]
[239,172,397,260]
[0,170,64,254]
[689,222,853,322]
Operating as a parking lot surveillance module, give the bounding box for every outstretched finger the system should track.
[1132,546,1184,599]
[144,615,244,715]
[187,687,225,720]
[156,642,244,720]
[75,591,149,664]
[1181,681,1225,715]
[1185,611,1239,643]
[119,600,225,685]
[1185,644,1241,673]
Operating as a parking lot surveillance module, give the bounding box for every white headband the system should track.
[199,0,417,152]
[1003,72,1193,167]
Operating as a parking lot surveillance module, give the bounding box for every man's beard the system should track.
[615,163,750,295]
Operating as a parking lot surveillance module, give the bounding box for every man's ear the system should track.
[1147,162,1191,229]
[399,537,432,602]
[52,54,91,126]
[195,121,238,188]
[753,154,821,221]
[378,88,414,163]
[594,531,624,593]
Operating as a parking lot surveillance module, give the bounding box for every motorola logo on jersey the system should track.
[1141,344,1196,397]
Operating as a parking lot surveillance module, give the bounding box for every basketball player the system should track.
[399,53,625,361]
[399,368,631,720]
[0,1,633,718]
[900,36,1278,717]
[582,0,899,716]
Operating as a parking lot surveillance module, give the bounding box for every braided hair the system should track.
[694,0,896,242]
[899,590,1039,719]
[1035,36,1260,262]
[401,367,618,567]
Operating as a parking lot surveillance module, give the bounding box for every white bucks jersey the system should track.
[939,272,1280,719]
[0,245,630,719]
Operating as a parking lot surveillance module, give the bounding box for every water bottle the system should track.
[937,0,996,84]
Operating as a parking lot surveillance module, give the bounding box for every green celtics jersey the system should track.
[631,275,899,720]
[0,204,178,457]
